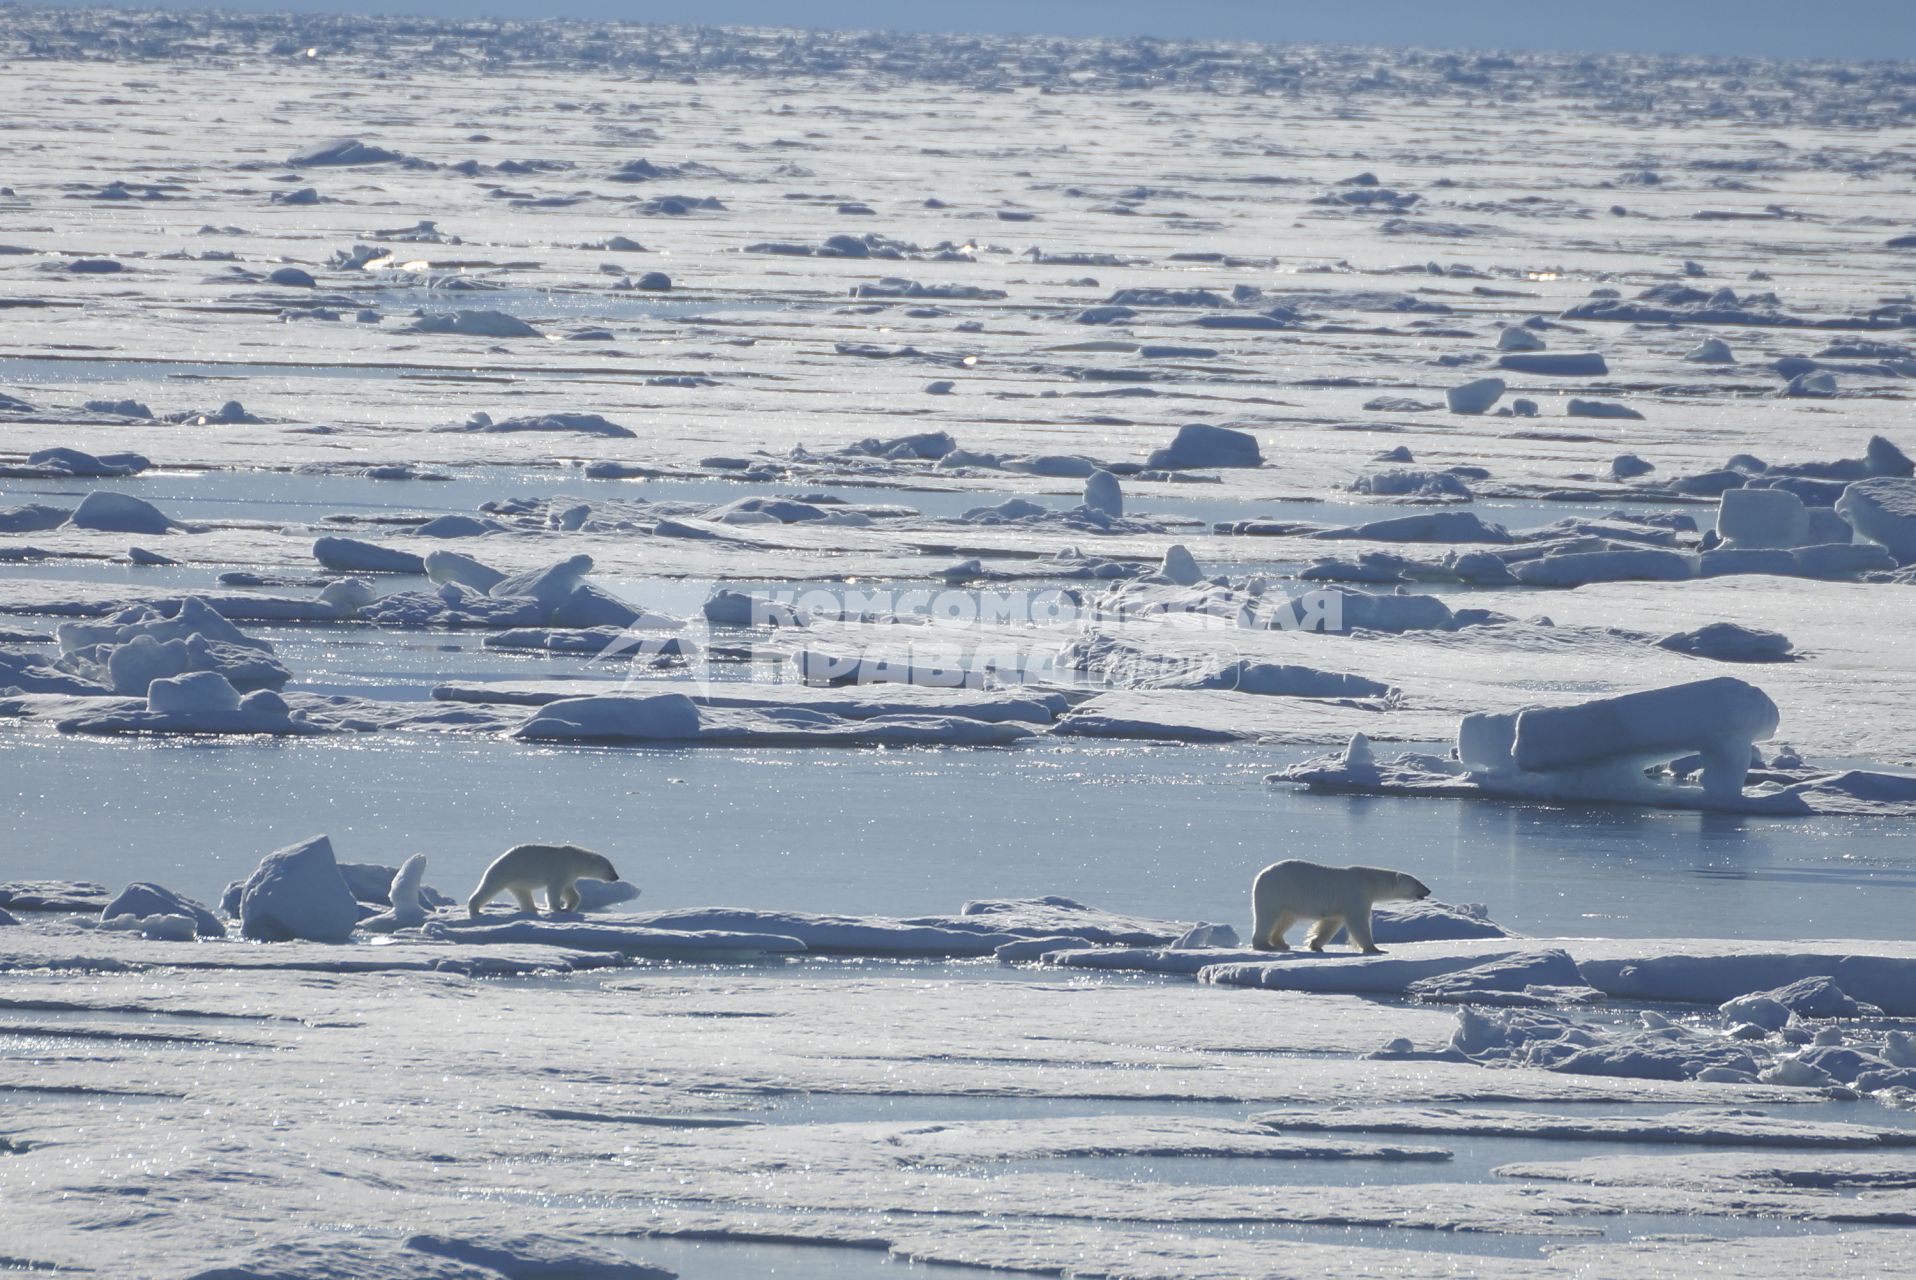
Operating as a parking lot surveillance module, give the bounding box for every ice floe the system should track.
[1275,677,1916,815]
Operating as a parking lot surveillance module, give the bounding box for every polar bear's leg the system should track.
[510,885,537,913]
[560,882,581,912]
[1344,908,1382,955]
[1254,909,1297,951]
[1305,916,1342,951]
[468,871,507,918]
[545,880,572,914]
[467,884,491,919]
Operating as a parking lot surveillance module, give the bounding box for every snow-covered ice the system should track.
[5,9,1916,1277]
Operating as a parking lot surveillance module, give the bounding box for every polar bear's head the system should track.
[1391,872,1432,902]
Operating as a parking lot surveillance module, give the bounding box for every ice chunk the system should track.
[1083,469,1122,517]
[1723,976,1871,1025]
[408,309,540,338]
[235,835,361,943]
[1306,586,1455,633]
[102,882,224,938]
[455,412,635,438]
[319,578,376,612]
[1144,423,1262,469]
[1512,677,1779,801]
[415,514,499,538]
[1156,544,1203,586]
[548,584,665,630]
[1657,622,1794,664]
[425,550,506,593]
[1000,454,1099,478]
[1565,398,1644,420]
[1760,1057,1836,1088]
[386,854,431,928]
[146,670,242,715]
[491,554,595,612]
[1444,377,1505,415]
[1349,469,1472,499]
[91,632,290,696]
[287,136,401,166]
[1791,542,1894,578]
[1172,923,1241,949]
[703,589,806,627]
[944,895,1188,945]
[1584,953,1916,1016]
[26,446,150,477]
[1777,370,1838,398]
[1510,548,1695,587]
[1458,710,1519,771]
[574,878,641,912]
[66,491,181,534]
[517,693,702,741]
[1408,950,1596,1005]
[1312,511,1510,543]
[1202,661,1394,699]
[843,430,956,460]
[1496,352,1607,376]
[1835,477,1916,564]
[58,596,268,657]
[96,912,199,942]
[1685,338,1736,363]
[0,648,102,693]
[314,535,427,574]
[1717,487,1810,549]
[0,503,70,533]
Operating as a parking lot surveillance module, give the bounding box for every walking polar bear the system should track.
[467,844,620,918]
[1250,859,1431,955]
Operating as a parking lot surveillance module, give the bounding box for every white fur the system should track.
[467,844,620,917]
[1249,859,1430,955]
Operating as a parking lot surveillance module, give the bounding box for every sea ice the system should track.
[65,491,183,534]
[1836,477,1916,564]
[313,536,427,575]
[1444,377,1505,415]
[407,310,541,338]
[1718,487,1814,549]
[233,835,362,943]
[101,882,225,938]
[1144,423,1262,469]
[1658,622,1795,663]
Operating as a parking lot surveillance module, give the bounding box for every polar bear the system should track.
[1250,859,1430,955]
[467,844,620,918]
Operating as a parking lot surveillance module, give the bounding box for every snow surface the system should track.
[5,11,1916,1277]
